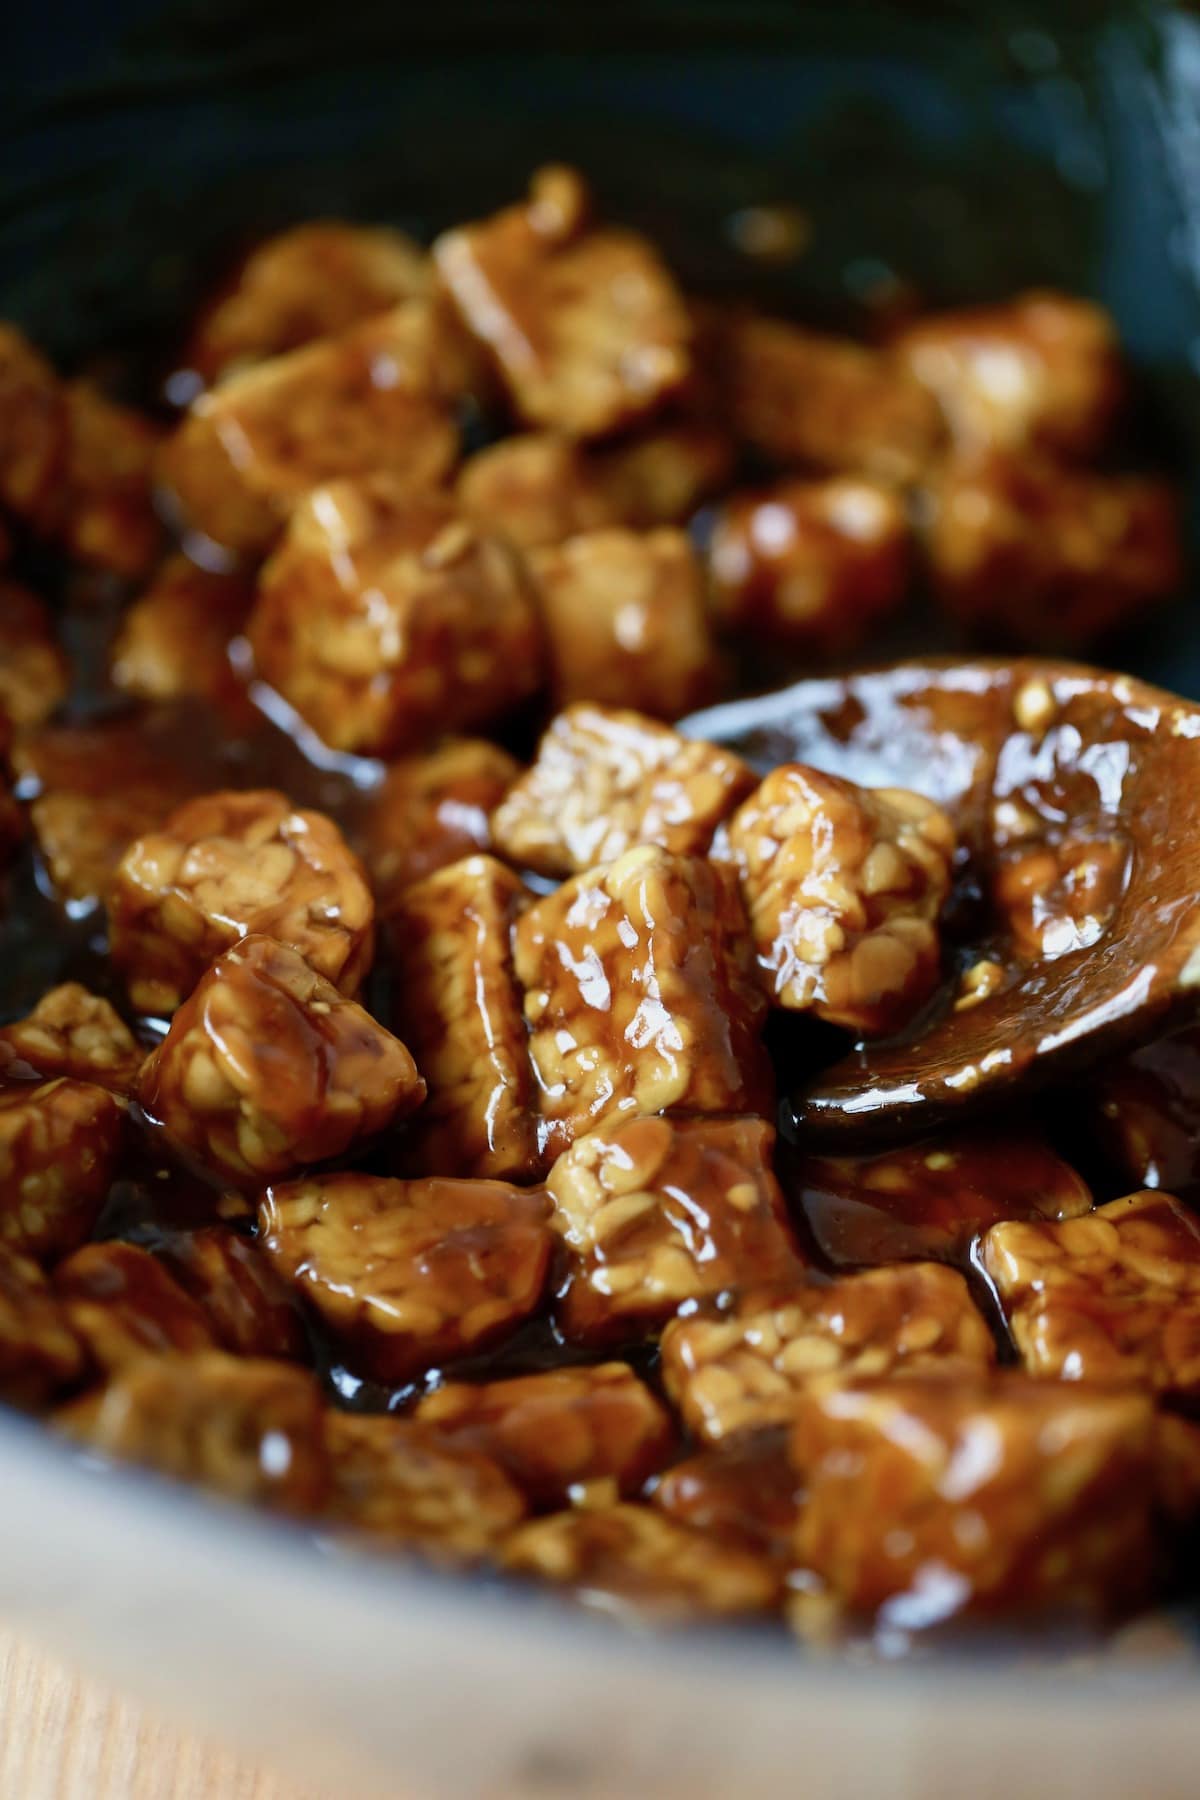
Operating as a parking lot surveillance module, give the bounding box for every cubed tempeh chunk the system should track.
[109,555,254,716]
[57,381,162,578]
[456,433,614,549]
[0,326,161,575]
[721,314,943,484]
[491,704,754,879]
[56,1351,328,1512]
[991,827,1132,963]
[546,1116,803,1345]
[415,1363,673,1506]
[514,848,772,1160]
[791,1374,1156,1626]
[138,936,423,1184]
[109,788,375,1014]
[0,1243,85,1408]
[892,292,1124,459]
[0,985,142,1095]
[501,1503,780,1623]
[153,1227,307,1362]
[981,1190,1200,1393]
[0,323,65,526]
[435,166,692,437]
[388,856,539,1182]
[529,528,718,720]
[923,453,1181,649]
[12,716,207,912]
[356,739,521,913]
[709,477,910,650]
[0,584,69,730]
[55,1242,219,1374]
[323,1411,525,1558]
[718,763,955,1034]
[0,1079,124,1262]
[661,1263,995,1444]
[457,423,732,550]
[653,1429,800,1564]
[257,1173,552,1384]
[158,303,461,555]
[247,481,543,756]
[183,221,433,384]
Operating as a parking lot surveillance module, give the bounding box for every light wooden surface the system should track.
[0,1630,329,1800]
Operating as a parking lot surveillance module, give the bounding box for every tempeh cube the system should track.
[0,328,161,575]
[546,1116,803,1345]
[246,481,543,756]
[529,528,718,719]
[0,1079,124,1262]
[435,166,692,437]
[661,1263,995,1444]
[514,848,772,1160]
[153,1227,307,1361]
[257,1173,552,1384]
[109,554,254,716]
[0,985,142,1095]
[721,314,943,484]
[492,704,754,879]
[0,323,65,527]
[0,1243,85,1408]
[57,381,162,578]
[182,221,433,384]
[501,1503,780,1623]
[415,1363,673,1506]
[11,717,206,912]
[158,303,461,554]
[892,292,1124,458]
[55,1242,219,1373]
[57,1351,328,1512]
[323,1411,525,1558]
[791,1374,1156,1625]
[980,1190,1200,1393]
[456,433,614,549]
[388,856,539,1181]
[719,763,955,1034]
[653,1429,800,1564]
[924,453,1181,648]
[595,422,733,529]
[0,583,69,729]
[709,477,910,650]
[138,936,424,1184]
[457,424,731,551]
[356,739,521,913]
[109,788,375,1014]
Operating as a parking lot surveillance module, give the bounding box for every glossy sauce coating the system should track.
[546,1115,804,1344]
[138,934,424,1184]
[159,302,461,555]
[981,1190,1200,1393]
[514,847,773,1158]
[434,166,692,437]
[257,1173,553,1384]
[415,1363,673,1507]
[492,703,755,879]
[387,855,540,1181]
[660,1262,994,1444]
[247,480,542,756]
[109,787,375,1013]
[1,170,1198,1649]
